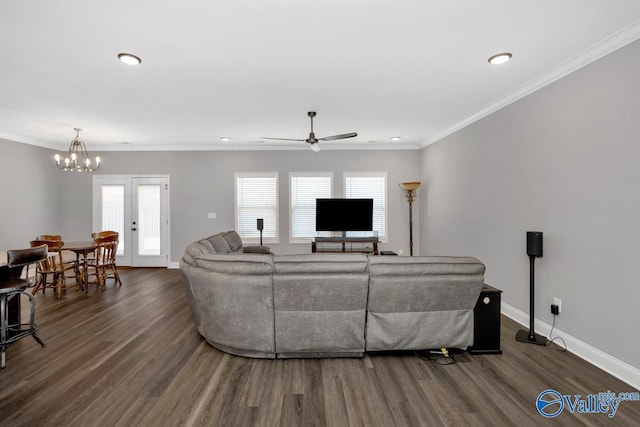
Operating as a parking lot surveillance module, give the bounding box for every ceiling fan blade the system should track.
[318,132,358,141]
[261,137,306,142]
[309,143,320,152]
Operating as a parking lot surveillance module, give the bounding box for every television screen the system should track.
[315,198,373,232]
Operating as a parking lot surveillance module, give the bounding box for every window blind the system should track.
[344,173,386,240]
[235,172,278,243]
[290,173,332,242]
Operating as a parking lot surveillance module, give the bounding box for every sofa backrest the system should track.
[194,253,274,274]
[182,231,245,265]
[273,253,368,274]
[367,256,485,311]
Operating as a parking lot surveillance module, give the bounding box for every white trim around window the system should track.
[235,172,279,244]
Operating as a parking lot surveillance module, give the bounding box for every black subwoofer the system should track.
[470,284,503,354]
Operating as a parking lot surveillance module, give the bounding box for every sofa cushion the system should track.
[274,254,368,274]
[222,231,244,252]
[208,233,232,253]
[198,239,215,253]
[183,241,213,265]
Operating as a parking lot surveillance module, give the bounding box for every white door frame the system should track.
[92,175,170,267]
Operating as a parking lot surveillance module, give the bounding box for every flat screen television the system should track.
[315,198,373,232]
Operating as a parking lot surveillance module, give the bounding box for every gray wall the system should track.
[0,138,62,248]
[420,39,640,370]
[0,147,420,261]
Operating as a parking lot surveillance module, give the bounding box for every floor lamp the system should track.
[400,182,420,256]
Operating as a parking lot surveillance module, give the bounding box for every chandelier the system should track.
[54,128,101,172]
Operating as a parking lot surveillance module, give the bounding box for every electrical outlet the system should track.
[551,304,559,315]
[553,297,562,314]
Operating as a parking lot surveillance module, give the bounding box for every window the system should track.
[290,172,332,243]
[344,172,387,241]
[235,172,278,243]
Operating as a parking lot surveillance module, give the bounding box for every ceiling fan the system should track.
[262,111,357,152]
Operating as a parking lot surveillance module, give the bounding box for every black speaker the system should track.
[526,231,543,258]
[257,218,264,231]
[517,230,547,345]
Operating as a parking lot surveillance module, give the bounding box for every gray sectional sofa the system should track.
[180,231,486,359]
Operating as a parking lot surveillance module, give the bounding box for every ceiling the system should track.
[2,1,640,152]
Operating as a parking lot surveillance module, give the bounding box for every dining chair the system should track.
[0,245,48,368]
[87,231,119,263]
[34,234,77,268]
[85,234,123,291]
[30,240,77,298]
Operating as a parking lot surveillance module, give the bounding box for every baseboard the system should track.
[502,302,640,390]
[167,261,180,269]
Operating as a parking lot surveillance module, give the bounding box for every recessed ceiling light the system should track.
[488,52,512,65]
[390,136,401,141]
[220,136,231,142]
[117,53,142,65]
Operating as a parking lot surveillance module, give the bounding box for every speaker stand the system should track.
[516,255,548,346]
[516,329,548,345]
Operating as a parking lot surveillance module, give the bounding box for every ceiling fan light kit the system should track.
[262,111,357,152]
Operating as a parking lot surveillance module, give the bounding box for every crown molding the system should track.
[1,136,421,152]
[420,18,640,149]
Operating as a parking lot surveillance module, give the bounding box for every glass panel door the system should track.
[93,176,169,267]
[101,185,125,256]
[136,185,161,256]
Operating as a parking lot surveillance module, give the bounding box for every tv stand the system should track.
[312,236,379,255]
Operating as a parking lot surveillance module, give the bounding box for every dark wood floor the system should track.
[0,268,638,426]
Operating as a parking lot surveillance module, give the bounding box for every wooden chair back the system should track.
[91,231,119,241]
[94,234,119,266]
[35,234,62,241]
[30,240,65,273]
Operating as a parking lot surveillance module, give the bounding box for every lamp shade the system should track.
[400,181,421,191]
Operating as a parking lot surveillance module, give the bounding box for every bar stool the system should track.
[0,245,48,369]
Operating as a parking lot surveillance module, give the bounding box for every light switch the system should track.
[207,212,217,219]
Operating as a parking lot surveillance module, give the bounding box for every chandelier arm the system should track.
[54,128,100,172]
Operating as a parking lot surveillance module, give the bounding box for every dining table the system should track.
[61,241,97,293]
